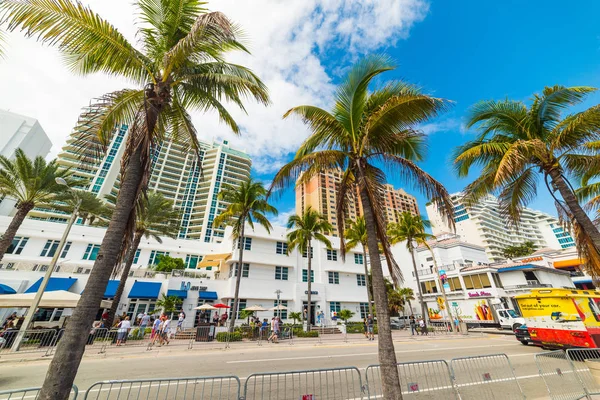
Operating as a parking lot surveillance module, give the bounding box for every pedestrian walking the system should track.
[409,315,417,335]
[363,318,368,338]
[151,317,161,341]
[177,310,185,332]
[138,312,150,338]
[267,317,279,343]
[419,318,428,336]
[366,314,375,341]
[116,316,131,346]
[160,315,171,345]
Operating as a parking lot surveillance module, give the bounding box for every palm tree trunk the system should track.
[39,143,145,400]
[106,231,143,328]
[0,203,33,263]
[548,169,600,252]
[229,222,246,333]
[362,246,374,319]
[409,243,428,330]
[306,238,312,332]
[357,182,403,399]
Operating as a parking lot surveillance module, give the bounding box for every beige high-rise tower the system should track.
[295,169,419,235]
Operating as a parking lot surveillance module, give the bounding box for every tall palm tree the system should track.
[344,216,373,318]
[104,192,180,327]
[213,178,277,332]
[453,86,600,277]
[387,212,434,328]
[270,55,453,399]
[0,149,76,263]
[286,207,332,332]
[397,287,415,318]
[53,190,109,226]
[1,1,269,397]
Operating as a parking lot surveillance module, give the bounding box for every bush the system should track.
[294,330,318,338]
[216,332,242,342]
[345,323,378,334]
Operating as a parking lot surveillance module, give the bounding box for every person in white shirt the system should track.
[138,313,150,338]
[116,316,131,346]
[160,315,171,345]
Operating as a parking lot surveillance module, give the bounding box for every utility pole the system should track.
[429,246,456,333]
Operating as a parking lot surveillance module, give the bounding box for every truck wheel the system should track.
[520,340,529,345]
[512,323,522,331]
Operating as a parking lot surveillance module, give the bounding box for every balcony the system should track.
[504,281,552,290]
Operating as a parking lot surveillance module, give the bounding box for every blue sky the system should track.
[256,0,600,222]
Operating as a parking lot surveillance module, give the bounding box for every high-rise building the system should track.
[295,169,419,234]
[0,110,53,216]
[426,193,575,261]
[30,124,251,243]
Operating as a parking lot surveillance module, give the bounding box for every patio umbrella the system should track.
[244,305,267,311]
[269,304,288,311]
[194,304,217,310]
[213,303,230,309]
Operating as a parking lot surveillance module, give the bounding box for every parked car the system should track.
[390,317,407,330]
[514,324,531,345]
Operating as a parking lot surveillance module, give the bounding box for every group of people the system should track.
[1,311,23,331]
[408,315,429,335]
[362,314,375,340]
[211,311,228,327]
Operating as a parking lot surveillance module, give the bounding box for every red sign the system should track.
[302,395,315,400]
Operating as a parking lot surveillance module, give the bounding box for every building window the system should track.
[273,300,288,319]
[421,280,438,294]
[230,263,250,278]
[6,236,29,255]
[328,271,340,284]
[302,247,314,258]
[276,241,288,255]
[354,253,363,265]
[275,266,288,280]
[447,277,462,291]
[60,242,72,258]
[237,237,252,251]
[462,273,492,289]
[40,240,60,257]
[148,250,169,265]
[185,254,201,269]
[229,298,247,319]
[326,249,338,261]
[329,301,341,315]
[81,244,101,261]
[133,249,141,264]
[359,302,369,319]
[302,269,314,283]
[492,273,503,289]
[357,274,366,286]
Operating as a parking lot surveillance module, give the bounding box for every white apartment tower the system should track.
[426,193,575,261]
[30,125,251,243]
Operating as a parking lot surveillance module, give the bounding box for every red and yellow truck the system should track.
[515,288,600,349]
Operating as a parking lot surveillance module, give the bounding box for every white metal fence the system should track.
[0,385,78,400]
[535,350,588,400]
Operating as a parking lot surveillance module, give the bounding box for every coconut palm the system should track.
[454,86,600,277]
[53,190,109,226]
[397,287,415,318]
[1,0,269,396]
[387,212,434,327]
[0,149,76,263]
[104,192,180,327]
[213,178,277,332]
[270,55,452,399]
[344,216,373,318]
[286,207,332,332]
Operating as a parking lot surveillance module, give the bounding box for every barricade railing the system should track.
[365,359,457,399]
[313,324,346,344]
[0,328,59,355]
[566,348,600,396]
[429,321,454,335]
[243,366,364,400]
[450,353,525,399]
[0,385,78,399]
[83,376,240,400]
[535,350,587,400]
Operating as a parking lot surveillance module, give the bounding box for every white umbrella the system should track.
[244,305,267,311]
[194,304,217,310]
[269,304,288,311]
[0,291,112,309]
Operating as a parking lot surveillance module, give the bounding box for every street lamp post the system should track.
[11,178,81,352]
[275,290,282,319]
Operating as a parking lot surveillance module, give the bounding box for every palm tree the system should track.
[270,55,453,399]
[387,212,434,327]
[53,190,109,226]
[286,207,332,332]
[104,192,180,327]
[344,216,373,318]
[213,178,277,332]
[0,149,76,263]
[453,86,600,277]
[397,287,415,318]
[1,1,269,396]
[155,294,183,319]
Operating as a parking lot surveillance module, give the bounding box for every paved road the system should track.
[0,334,552,398]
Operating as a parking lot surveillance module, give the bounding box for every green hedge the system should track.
[345,323,378,334]
[294,330,318,338]
[215,332,242,342]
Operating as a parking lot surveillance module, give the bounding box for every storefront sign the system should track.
[198,286,208,291]
[468,291,492,298]
[304,291,319,295]
[520,256,543,263]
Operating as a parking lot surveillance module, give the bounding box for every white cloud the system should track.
[0,0,429,171]
[271,207,296,228]
[419,118,461,135]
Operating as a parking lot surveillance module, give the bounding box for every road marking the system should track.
[226,343,521,363]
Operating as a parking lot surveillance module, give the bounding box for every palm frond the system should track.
[497,167,538,226]
[537,86,597,131]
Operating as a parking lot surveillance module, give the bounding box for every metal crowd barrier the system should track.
[566,348,600,396]
[535,350,587,400]
[0,385,78,399]
[0,329,60,355]
[450,353,525,399]
[243,367,364,400]
[365,359,457,399]
[83,376,240,400]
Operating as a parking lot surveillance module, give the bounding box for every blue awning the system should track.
[199,291,218,300]
[103,280,120,298]
[0,283,16,294]
[25,277,77,293]
[167,289,188,299]
[128,281,161,299]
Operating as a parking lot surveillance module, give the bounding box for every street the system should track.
[0,333,554,399]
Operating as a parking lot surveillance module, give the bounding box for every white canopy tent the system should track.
[0,291,112,309]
